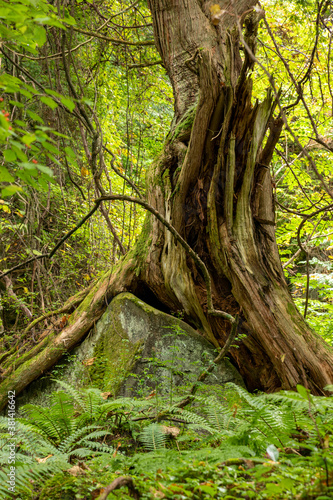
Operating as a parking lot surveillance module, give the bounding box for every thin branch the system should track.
[304,251,310,319]
[4,33,94,61]
[128,60,163,69]
[98,194,235,323]
[69,25,155,46]
[275,149,321,208]
[103,145,143,198]
[1,194,236,327]
[61,32,95,134]
[296,204,333,255]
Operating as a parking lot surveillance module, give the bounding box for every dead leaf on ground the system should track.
[113,441,121,457]
[101,391,112,400]
[35,454,53,463]
[68,465,87,476]
[82,356,96,366]
[145,391,156,399]
[161,425,180,438]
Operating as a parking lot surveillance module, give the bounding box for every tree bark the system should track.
[138,0,333,394]
[1,0,332,409]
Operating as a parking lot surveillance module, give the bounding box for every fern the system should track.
[20,391,76,444]
[139,424,167,451]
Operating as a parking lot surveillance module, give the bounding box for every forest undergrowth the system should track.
[0,366,333,499]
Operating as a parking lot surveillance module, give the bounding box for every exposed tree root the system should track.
[0,286,91,367]
[0,258,138,410]
[96,477,140,500]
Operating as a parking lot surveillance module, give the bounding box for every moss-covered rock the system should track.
[16,293,244,408]
[96,292,244,396]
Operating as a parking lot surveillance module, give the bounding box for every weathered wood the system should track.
[142,0,333,393]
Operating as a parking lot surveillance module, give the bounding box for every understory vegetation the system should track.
[1,378,333,499]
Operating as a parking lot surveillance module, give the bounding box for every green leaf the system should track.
[18,162,39,175]
[42,142,60,155]
[40,96,58,110]
[62,14,76,25]
[27,110,44,124]
[1,185,23,197]
[266,444,279,461]
[81,97,93,106]
[296,384,310,400]
[51,131,69,139]
[0,165,15,182]
[65,146,76,158]
[60,96,75,112]
[19,88,33,99]
[11,144,28,162]
[45,88,63,99]
[3,149,17,162]
[34,25,46,47]
[14,119,27,127]
[21,133,36,146]
[9,100,24,108]
[37,164,53,177]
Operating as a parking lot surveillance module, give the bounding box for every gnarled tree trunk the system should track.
[1,0,332,409]
[137,0,333,394]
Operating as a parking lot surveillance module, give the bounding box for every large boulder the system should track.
[16,293,244,408]
[91,292,244,396]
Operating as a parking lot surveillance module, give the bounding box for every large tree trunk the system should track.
[138,0,333,394]
[1,0,332,409]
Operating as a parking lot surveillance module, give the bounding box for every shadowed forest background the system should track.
[0,0,333,498]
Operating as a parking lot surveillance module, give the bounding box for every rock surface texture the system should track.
[16,292,244,408]
[97,293,244,396]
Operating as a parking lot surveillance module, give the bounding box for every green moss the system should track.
[287,301,297,318]
[88,334,108,390]
[131,215,153,277]
[86,294,148,395]
[169,103,197,143]
[39,473,87,500]
[171,180,180,198]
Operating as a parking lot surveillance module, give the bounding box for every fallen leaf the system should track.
[35,454,53,463]
[101,391,112,400]
[82,357,96,366]
[113,441,121,457]
[161,425,180,438]
[68,465,87,476]
[145,390,156,399]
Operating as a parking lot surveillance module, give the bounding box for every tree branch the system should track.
[69,25,155,46]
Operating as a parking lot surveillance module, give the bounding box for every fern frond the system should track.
[77,440,114,453]
[139,424,167,451]
[52,379,87,410]
[57,424,101,453]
